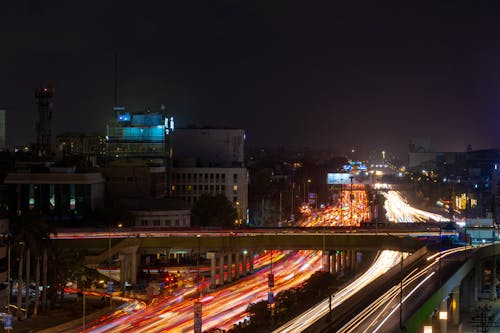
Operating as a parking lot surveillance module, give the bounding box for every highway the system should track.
[65,189,447,332]
[337,246,480,333]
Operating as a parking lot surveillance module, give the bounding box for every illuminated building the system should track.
[106,106,174,164]
[5,167,104,221]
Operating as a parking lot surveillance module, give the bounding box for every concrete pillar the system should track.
[209,252,216,289]
[491,256,497,300]
[351,250,356,271]
[131,250,138,285]
[227,253,233,282]
[219,254,225,285]
[341,251,346,273]
[235,252,240,279]
[474,261,480,302]
[336,252,341,273]
[249,250,254,274]
[439,298,448,333]
[242,251,248,275]
[322,251,330,272]
[333,252,339,273]
[451,284,460,325]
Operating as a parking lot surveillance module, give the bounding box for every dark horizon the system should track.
[2,1,500,158]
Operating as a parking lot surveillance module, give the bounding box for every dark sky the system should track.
[1,1,500,158]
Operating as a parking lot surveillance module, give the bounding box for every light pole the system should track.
[350,176,354,227]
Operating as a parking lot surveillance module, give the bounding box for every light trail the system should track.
[383,191,449,223]
[272,250,403,333]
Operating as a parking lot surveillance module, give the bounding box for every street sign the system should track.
[107,281,114,293]
[4,314,12,330]
[194,300,202,333]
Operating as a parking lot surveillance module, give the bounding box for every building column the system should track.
[209,252,216,289]
[491,256,497,300]
[219,254,225,285]
[451,284,460,325]
[235,252,240,279]
[439,298,448,333]
[227,253,233,282]
[332,251,338,273]
[248,250,254,274]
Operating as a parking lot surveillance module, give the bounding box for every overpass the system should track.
[52,226,433,287]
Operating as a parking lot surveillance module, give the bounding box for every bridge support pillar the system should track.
[322,251,330,272]
[235,252,240,279]
[333,251,339,274]
[227,253,233,282]
[242,251,248,275]
[439,298,448,333]
[341,251,346,273]
[219,254,225,285]
[491,256,497,300]
[249,250,254,274]
[208,252,216,290]
[451,284,460,325]
[351,250,356,271]
[474,261,481,302]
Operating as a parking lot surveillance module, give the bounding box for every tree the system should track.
[191,194,238,227]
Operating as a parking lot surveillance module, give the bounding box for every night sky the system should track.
[1,1,500,158]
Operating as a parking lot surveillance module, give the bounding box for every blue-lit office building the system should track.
[106,106,174,164]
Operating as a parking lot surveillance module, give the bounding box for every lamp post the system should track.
[350,176,354,227]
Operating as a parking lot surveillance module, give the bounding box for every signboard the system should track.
[107,281,114,293]
[194,301,202,333]
[327,173,352,185]
[3,314,12,330]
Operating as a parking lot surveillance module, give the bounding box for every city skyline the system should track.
[2,1,500,157]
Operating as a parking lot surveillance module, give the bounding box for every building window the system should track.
[153,219,160,226]
[187,185,193,191]
[215,185,219,192]
[233,196,237,203]
[222,174,226,181]
[187,173,192,180]
[233,174,238,182]
[221,185,226,191]
[204,185,208,191]
[233,184,238,193]
[175,219,180,226]
[141,220,148,226]
[166,219,171,227]
[210,185,214,192]
[193,174,197,181]
[215,174,219,181]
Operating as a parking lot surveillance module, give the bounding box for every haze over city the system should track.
[2,1,500,156]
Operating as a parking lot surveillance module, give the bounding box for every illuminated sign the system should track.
[327,173,352,185]
[117,112,131,122]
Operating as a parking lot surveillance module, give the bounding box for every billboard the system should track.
[327,173,352,185]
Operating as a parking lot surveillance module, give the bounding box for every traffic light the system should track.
[268,273,274,288]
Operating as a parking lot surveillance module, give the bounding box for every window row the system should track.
[138,218,189,227]
[173,173,239,183]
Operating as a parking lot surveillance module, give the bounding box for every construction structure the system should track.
[35,85,54,159]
